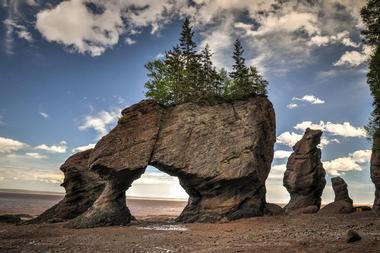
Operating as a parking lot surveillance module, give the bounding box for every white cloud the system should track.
[72,143,95,153]
[39,112,48,118]
[125,37,136,45]
[25,152,48,159]
[0,166,63,185]
[0,136,28,153]
[35,140,67,153]
[79,108,120,139]
[276,132,303,147]
[274,150,292,159]
[4,19,33,42]
[294,121,367,138]
[323,149,371,176]
[334,45,373,67]
[268,164,287,180]
[292,95,325,105]
[308,31,359,48]
[35,0,123,56]
[286,103,299,109]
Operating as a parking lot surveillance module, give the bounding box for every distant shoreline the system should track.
[0,188,372,206]
[0,188,187,202]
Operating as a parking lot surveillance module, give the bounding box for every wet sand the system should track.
[1,212,380,252]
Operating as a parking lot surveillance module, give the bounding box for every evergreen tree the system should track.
[361,0,380,210]
[228,39,268,98]
[229,39,249,88]
[248,66,268,96]
[201,44,223,96]
[361,0,380,45]
[178,17,202,101]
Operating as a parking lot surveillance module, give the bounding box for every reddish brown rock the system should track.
[68,96,276,228]
[283,128,326,214]
[29,150,105,223]
[320,177,354,214]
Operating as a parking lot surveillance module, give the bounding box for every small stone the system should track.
[346,230,361,243]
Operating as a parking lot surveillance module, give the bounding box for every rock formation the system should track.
[371,148,380,211]
[29,150,105,223]
[320,177,354,214]
[283,128,326,214]
[67,96,276,228]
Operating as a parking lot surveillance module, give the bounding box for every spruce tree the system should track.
[248,66,268,96]
[201,44,222,96]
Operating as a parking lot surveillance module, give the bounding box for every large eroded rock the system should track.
[371,148,380,211]
[320,177,354,214]
[29,150,105,223]
[68,96,276,228]
[283,128,326,214]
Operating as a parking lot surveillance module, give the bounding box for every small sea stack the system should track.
[320,176,354,214]
[283,128,326,214]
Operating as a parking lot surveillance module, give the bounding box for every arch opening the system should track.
[126,166,188,218]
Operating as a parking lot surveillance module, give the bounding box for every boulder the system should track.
[320,177,354,214]
[68,96,276,228]
[371,148,380,211]
[28,150,105,223]
[283,128,326,214]
[264,203,284,216]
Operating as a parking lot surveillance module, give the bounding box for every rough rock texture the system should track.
[371,148,380,211]
[68,96,276,228]
[320,177,354,214]
[283,128,326,214]
[29,150,105,224]
[264,203,284,216]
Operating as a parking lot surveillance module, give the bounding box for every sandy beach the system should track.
[1,212,380,252]
[0,191,380,252]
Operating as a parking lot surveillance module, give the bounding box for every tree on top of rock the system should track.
[227,39,268,98]
[144,19,269,105]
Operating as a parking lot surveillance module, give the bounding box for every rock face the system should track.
[68,96,276,228]
[283,128,326,214]
[371,148,380,211]
[320,177,354,214]
[29,150,105,223]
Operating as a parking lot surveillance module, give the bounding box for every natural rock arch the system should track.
[66,97,276,228]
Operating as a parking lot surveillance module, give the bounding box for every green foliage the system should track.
[361,1,380,140]
[360,0,380,45]
[144,20,268,105]
[366,45,380,139]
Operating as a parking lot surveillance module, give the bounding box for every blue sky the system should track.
[0,0,375,204]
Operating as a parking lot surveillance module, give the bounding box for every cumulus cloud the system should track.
[294,121,367,138]
[79,108,120,139]
[323,150,371,176]
[0,136,28,153]
[334,45,373,67]
[308,31,359,48]
[35,0,123,56]
[274,150,292,159]
[292,95,325,105]
[35,140,67,153]
[268,164,287,180]
[276,132,303,147]
[72,143,96,153]
[30,0,367,73]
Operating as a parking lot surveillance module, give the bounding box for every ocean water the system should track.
[0,190,187,218]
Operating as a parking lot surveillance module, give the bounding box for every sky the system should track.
[0,0,375,204]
